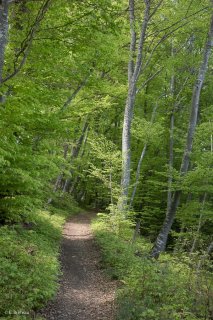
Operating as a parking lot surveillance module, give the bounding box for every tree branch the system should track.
[2,0,52,83]
[136,67,163,94]
[60,70,94,112]
[133,0,151,82]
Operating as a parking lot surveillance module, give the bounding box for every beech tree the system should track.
[0,0,9,85]
[0,0,212,269]
[119,0,151,211]
[151,0,213,258]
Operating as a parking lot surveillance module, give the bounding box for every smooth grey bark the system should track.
[151,5,213,258]
[119,0,151,211]
[0,0,9,86]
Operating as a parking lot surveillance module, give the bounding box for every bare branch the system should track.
[174,76,190,105]
[38,10,94,32]
[147,6,209,39]
[141,19,191,74]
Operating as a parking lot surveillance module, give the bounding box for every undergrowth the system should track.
[0,197,80,320]
[92,214,213,320]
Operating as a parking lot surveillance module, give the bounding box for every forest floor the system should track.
[40,212,116,320]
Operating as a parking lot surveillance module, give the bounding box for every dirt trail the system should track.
[41,212,116,320]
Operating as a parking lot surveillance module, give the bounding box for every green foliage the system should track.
[131,117,164,146]
[0,0,212,318]
[92,216,213,320]
[0,202,80,318]
[88,134,122,203]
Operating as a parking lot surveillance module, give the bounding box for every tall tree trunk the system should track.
[151,5,213,258]
[0,0,9,86]
[119,0,150,211]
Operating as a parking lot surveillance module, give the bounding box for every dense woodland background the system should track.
[0,0,212,319]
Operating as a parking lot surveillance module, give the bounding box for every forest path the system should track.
[40,212,116,320]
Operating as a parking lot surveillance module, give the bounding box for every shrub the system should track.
[0,202,80,318]
[92,216,213,320]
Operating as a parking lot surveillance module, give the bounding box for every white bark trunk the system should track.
[119,0,150,211]
[151,4,213,258]
[0,0,9,85]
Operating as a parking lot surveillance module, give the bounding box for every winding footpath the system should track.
[41,212,116,320]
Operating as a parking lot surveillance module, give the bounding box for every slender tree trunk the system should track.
[197,241,213,271]
[69,175,80,194]
[109,167,113,205]
[69,136,89,196]
[47,144,69,203]
[129,103,157,208]
[166,74,175,216]
[151,5,213,258]
[166,43,176,215]
[173,224,185,254]
[119,0,150,211]
[166,111,174,215]
[190,193,207,254]
[0,0,9,86]
[53,173,63,192]
[61,72,93,112]
[173,193,191,253]
[62,121,89,193]
[132,220,140,243]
